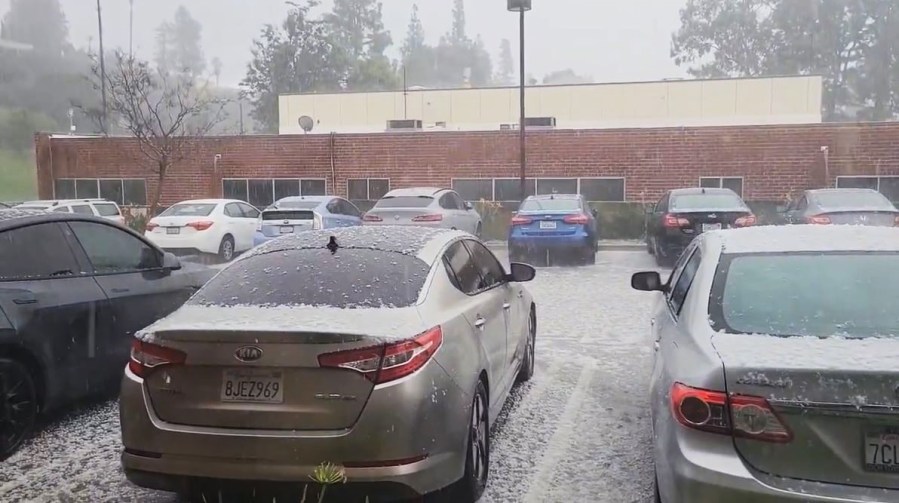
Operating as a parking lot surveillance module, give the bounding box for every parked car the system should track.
[144,199,260,262]
[631,225,899,502]
[120,226,537,502]
[362,187,483,237]
[252,195,363,247]
[508,193,599,266]
[0,209,216,460]
[780,188,899,226]
[16,198,126,225]
[645,187,756,266]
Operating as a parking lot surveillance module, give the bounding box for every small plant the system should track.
[301,462,347,503]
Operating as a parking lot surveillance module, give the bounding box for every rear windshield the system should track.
[670,193,746,212]
[519,198,580,212]
[190,248,430,308]
[275,201,320,209]
[263,210,314,221]
[374,196,433,208]
[814,192,894,210]
[93,203,120,216]
[159,203,216,217]
[710,253,899,338]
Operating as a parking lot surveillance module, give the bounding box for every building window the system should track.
[536,178,578,196]
[452,179,493,202]
[700,176,744,197]
[494,178,536,202]
[223,178,328,209]
[579,178,626,202]
[837,176,899,202]
[347,178,391,201]
[54,178,147,206]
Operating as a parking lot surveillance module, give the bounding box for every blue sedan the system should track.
[253,196,363,247]
[508,194,599,265]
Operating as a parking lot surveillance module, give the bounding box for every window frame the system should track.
[223,178,330,206]
[836,175,899,202]
[53,177,148,206]
[347,178,391,201]
[0,222,84,282]
[451,178,494,202]
[578,177,627,202]
[667,246,702,317]
[462,239,508,292]
[442,240,494,296]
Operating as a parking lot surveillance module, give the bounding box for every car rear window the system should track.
[93,203,120,216]
[814,192,895,210]
[519,198,580,211]
[710,253,899,338]
[276,201,320,209]
[374,196,433,208]
[159,203,216,217]
[17,205,50,211]
[190,248,431,308]
[670,194,747,212]
[262,210,314,221]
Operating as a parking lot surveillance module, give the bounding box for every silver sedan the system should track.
[119,226,536,502]
[632,224,899,503]
[362,187,483,237]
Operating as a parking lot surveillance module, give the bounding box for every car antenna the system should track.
[327,236,339,254]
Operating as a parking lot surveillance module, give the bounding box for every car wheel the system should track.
[647,236,655,255]
[516,308,536,384]
[452,380,489,502]
[653,240,666,267]
[218,235,235,262]
[584,245,596,265]
[0,358,38,461]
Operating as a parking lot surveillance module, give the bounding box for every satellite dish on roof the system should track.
[298,116,314,134]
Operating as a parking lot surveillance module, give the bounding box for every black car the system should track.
[646,187,756,265]
[0,209,216,459]
[780,188,899,226]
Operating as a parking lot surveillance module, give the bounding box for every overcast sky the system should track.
[2,0,687,88]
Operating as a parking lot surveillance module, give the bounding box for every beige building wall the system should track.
[278,76,823,134]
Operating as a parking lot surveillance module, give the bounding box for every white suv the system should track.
[15,199,126,225]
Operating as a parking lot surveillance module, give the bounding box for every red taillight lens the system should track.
[412,214,443,223]
[318,327,443,385]
[187,220,214,231]
[563,214,589,225]
[806,214,831,225]
[734,215,757,227]
[663,213,690,228]
[145,222,159,231]
[363,214,382,222]
[511,215,532,225]
[670,383,792,443]
[893,215,899,227]
[128,339,187,378]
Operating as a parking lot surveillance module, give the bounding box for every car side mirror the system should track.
[465,201,474,211]
[508,262,536,283]
[162,252,182,271]
[631,271,665,292]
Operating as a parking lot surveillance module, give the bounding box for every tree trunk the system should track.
[147,162,168,228]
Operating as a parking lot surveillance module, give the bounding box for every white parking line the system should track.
[522,361,597,503]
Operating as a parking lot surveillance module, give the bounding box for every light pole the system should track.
[129,0,134,59]
[96,0,108,134]
[507,0,532,201]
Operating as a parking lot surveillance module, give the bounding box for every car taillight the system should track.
[187,220,214,231]
[363,214,382,222]
[511,215,532,225]
[670,383,792,443]
[313,214,323,230]
[734,215,757,227]
[563,214,589,225]
[318,327,442,385]
[145,222,159,231]
[412,214,443,223]
[893,215,899,227]
[128,339,186,378]
[806,214,831,225]
[663,213,690,228]
[256,218,262,232]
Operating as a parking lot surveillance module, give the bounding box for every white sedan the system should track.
[145,199,260,261]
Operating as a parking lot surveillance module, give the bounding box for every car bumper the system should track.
[119,363,469,498]
[145,231,220,255]
[662,423,899,502]
[509,233,592,251]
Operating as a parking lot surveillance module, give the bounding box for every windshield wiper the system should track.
[50,269,74,277]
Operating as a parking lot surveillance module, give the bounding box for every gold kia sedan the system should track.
[119,226,537,502]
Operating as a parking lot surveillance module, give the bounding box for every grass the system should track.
[0,149,37,202]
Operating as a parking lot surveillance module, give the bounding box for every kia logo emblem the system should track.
[394,215,400,220]
[234,346,263,362]
[283,220,289,224]
[708,213,717,218]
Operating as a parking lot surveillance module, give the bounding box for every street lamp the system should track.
[507,0,532,202]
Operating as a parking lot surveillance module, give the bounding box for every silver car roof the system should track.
[382,187,446,198]
[703,225,899,254]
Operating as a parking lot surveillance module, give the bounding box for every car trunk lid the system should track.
[148,215,214,237]
[712,332,899,488]
[260,209,315,237]
[669,210,753,235]
[516,211,583,236]
[814,209,898,226]
[364,207,441,225]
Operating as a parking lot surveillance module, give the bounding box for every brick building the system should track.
[33,122,899,212]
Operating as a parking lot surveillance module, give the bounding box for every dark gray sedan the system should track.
[780,188,899,226]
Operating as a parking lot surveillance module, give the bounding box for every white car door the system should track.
[237,202,261,250]
[222,203,249,250]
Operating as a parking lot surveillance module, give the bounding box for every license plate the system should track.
[701,223,722,232]
[280,226,294,234]
[221,369,284,404]
[539,221,557,230]
[865,432,899,472]
[166,227,180,235]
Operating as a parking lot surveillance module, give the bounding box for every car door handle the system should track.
[13,297,37,305]
[111,288,130,294]
[653,341,660,351]
[474,317,486,329]
[503,302,511,310]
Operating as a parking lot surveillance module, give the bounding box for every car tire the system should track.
[516,308,536,384]
[218,235,235,263]
[583,246,596,265]
[450,380,490,502]
[0,358,38,461]
[654,470,663,503]
[647,236,655,255]
[653,240,667,267]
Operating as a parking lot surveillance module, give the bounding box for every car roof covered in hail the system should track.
[382,187,445,198]
[0,208,110,230]
[242,225,469,264]
[705,225,899,254]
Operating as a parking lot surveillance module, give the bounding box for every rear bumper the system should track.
[509,232,592,251]
[145,231,220,255]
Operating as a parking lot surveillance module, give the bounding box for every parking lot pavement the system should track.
[0,250,667,503]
